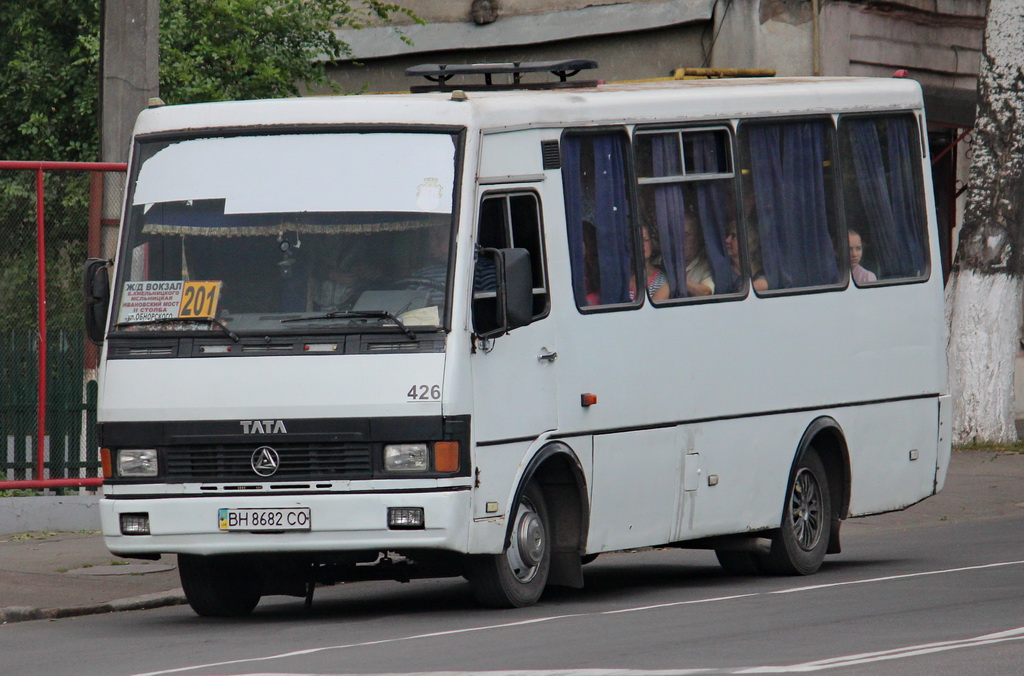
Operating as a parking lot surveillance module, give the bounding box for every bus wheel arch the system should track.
[525,442,590,589]
[800,417,851,554]
[467,441,589,607]
[762,417,850,574]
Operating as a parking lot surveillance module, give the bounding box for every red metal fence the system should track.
[0,161,126,491]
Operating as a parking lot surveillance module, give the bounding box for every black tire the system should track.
[715,550,762,575]
[178,554,262,617]
[467,483,551,608]
[760,451,831,576]
[581,553,600,565]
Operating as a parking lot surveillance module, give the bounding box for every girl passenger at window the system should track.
[632,226,670,301]
[726,225,769,293]
[683,209,714,297]
[849,229,877,284]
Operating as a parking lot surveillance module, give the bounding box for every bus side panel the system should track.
[467,440,532,554]
[670,416,802,541]
[840,397,940,516]
[582,400,944,550]
[589,427,681,552]
[935,394,952,493]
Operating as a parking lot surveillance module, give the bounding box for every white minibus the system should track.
[85,61,951,616]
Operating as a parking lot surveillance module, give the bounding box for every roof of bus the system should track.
[133,77,925,137]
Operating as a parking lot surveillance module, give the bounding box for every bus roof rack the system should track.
[405,59,599,92]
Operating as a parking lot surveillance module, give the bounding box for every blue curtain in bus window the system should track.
[693,134,737,293]
[563,134,633,305]
[749,122,838,289]
[563,136,587,303]
[651,135,688,296]
[846,118,926,279]
[593,135,633,304]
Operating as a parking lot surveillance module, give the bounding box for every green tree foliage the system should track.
[0,0,418,329]
[0,0,100,162]
[1,0,419,159]
[161,0,418,104]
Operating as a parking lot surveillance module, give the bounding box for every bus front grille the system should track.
[163,444,373,481]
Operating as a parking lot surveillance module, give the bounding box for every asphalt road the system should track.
[3,452,1023,676]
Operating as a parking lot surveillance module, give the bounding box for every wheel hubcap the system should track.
[790,468,822,551]
[506,497,545,582]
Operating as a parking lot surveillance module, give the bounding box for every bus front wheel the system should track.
[761,451,831,576]
[178,554,262,617]
[467,483,551,608]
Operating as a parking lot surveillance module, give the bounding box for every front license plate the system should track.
[218,507,311,531]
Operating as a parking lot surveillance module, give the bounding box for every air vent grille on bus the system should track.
[541,140,561,170]
[366,341,421,352]
[112,345,176,357]
[164,443,373,481]
[240,344,295,354]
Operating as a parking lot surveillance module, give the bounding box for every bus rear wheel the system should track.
[467,483,551,608]
[178,554,262,617]
[761,451,831,575]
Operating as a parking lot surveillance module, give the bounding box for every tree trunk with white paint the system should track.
[947,1,1024,444]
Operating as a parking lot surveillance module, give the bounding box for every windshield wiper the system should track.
[114,316,240,342]
[281,310,418,340]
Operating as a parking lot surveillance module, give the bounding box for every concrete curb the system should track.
[0,495,100,535]
[0,590,187,624]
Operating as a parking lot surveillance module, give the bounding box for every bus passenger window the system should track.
[562,132,637,308]
[838,114,929,285]
[739,119,842,292]
[635,128,739,300]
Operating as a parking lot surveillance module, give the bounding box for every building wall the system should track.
[322,0,717,93]
[327,23,708,93]
[326,0,986,119]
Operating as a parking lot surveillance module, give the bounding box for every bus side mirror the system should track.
[502,247,533,331]
[473,247,533,339]
[84,258,111,345]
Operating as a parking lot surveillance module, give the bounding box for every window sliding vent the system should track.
[541,140,561,170]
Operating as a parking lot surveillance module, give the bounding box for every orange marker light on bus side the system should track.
[434,441,460,472]
[581,393,598,407]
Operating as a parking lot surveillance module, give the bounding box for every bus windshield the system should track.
[113,131,458,335]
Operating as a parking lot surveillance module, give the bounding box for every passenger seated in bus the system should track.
[849,229,877,284]
[313,241,379,312]
[726,225,768,293]
[582,220,602,305]
[684,214,714,297]
[631,225,670,301]
[399,225,450,307]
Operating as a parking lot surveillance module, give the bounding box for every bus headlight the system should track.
[383,444,429,472]
[117,449,159,477]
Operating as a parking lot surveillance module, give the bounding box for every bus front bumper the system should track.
[100,490,472,557]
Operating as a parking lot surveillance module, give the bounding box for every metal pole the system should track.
[812,0,821,76]
[35,168,47,482]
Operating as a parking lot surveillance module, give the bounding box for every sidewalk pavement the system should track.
[2,449,1022,624]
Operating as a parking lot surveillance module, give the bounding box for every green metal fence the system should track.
[0,164,125,487]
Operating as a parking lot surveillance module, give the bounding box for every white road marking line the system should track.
[240,671,718,675]
[131,615,584,676]
[132,559,1024,676]
[599,593,759,614]
[769,559,1024,595]
[735,626,1024,673]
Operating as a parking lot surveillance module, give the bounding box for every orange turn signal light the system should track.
[100,448,112,478]
[434,441,460,473]
[581,393,598,407]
